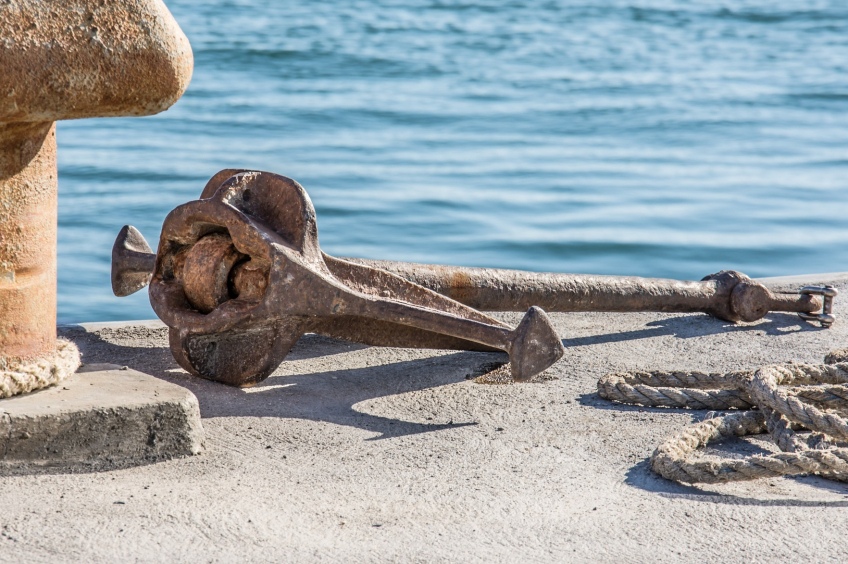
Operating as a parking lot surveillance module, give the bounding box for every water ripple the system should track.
[56,0,848,322]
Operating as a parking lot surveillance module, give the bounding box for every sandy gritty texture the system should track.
[3,278,848,562]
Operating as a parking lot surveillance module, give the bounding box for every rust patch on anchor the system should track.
[446,269,475,305]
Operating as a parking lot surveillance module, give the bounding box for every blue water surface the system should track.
[57,0,848,322]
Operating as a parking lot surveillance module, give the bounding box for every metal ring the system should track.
[798,285,837,328]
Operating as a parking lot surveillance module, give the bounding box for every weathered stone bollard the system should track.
[0,0,192,362]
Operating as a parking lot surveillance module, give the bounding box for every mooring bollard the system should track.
[0,1,192,370]
[0,2,204,471]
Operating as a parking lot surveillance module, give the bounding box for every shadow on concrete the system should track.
[61,326,504,440]
[575,393,713,423]
[271,333,371,360]
[564,312,820,348]
[177,352,494,440]
[624,459,848,507]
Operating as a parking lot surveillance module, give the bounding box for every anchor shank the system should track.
[342,259,822,321]
[344,260,719,313]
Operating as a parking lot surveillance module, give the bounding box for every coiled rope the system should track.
[0,339,80,399]
[598,349,848,484]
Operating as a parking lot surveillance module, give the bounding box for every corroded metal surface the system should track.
[342,260,824,324]
[0,1,192,122]
[798,285,837,328]
[142,171,564,386]
[0,0,192,360]
[0,122,58,358]
[112,170,832,388]
[112,226,157,298]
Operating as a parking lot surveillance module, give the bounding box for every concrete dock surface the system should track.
[3,276,848,562]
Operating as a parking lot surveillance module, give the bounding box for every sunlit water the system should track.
[57,0,848,322]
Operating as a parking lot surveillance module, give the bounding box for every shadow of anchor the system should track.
[564,312,819,349]
[62,326,504,440]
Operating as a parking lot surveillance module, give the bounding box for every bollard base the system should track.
[0,365,204,474]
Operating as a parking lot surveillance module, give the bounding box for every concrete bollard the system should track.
[0,0,192,361]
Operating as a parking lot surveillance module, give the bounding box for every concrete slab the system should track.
[0,366,204,474]
[2,277,848,561]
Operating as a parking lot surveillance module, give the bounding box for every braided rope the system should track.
[599,370,753,410]
[598,355,848,484]
[0,339,80,399]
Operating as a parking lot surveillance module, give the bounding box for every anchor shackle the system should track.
[175,232,266,315]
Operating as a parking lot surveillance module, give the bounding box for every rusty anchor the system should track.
[113,170,835,387]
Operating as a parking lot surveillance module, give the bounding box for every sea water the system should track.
[57,0,848,322]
